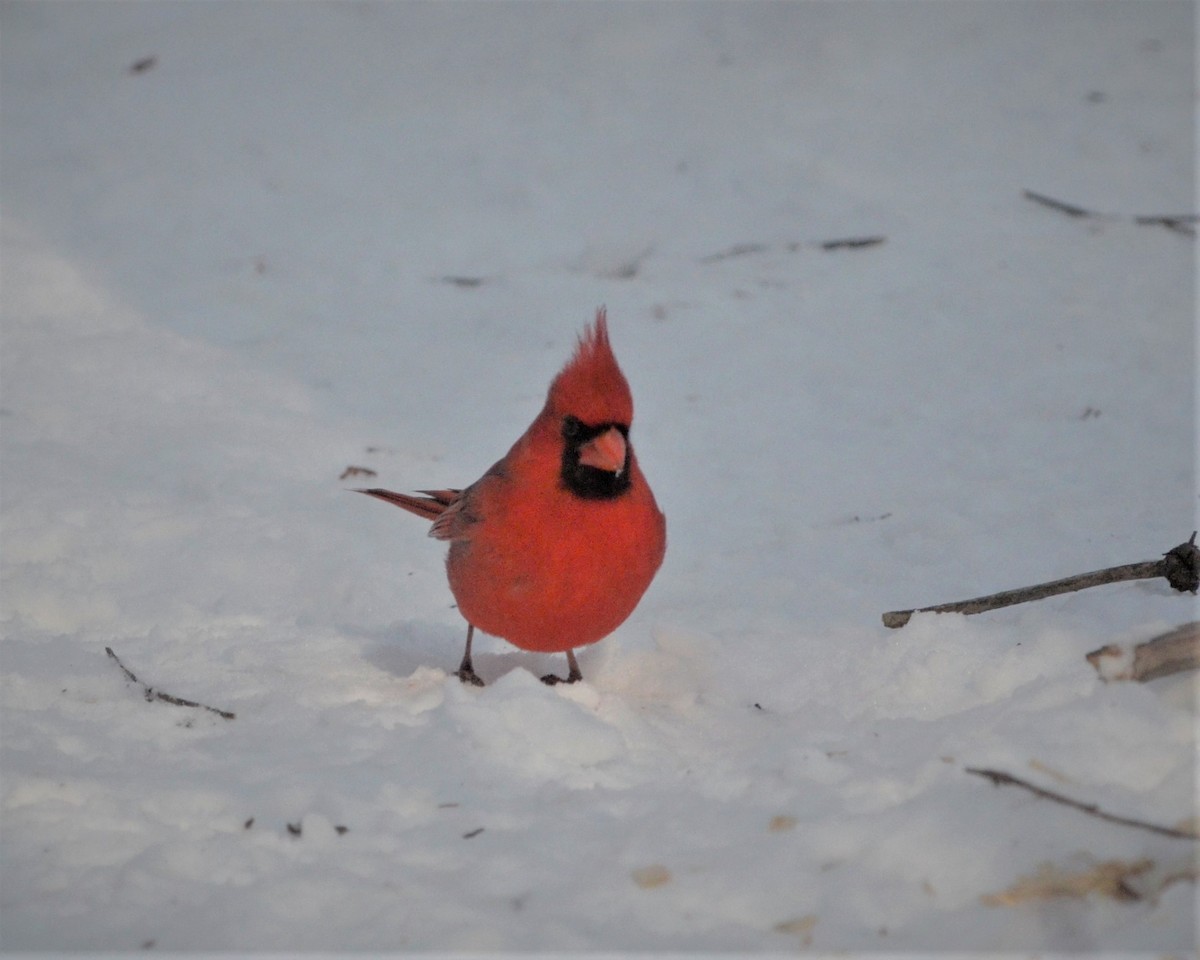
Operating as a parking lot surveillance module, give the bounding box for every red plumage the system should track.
[359,309,666,685]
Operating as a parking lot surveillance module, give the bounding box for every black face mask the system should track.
[559,415,632,500]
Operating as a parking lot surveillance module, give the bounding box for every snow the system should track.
[1,0,1195,954]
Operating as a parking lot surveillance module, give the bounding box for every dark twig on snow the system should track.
[882,533,1198,629]
[105,646,236,720]
[1023,189,1197,237]
[819,235,887,251]
[965,767,1199,841]
[1023,189,1096,218]
[1133,214,1200,237]
[699,243,768,263]
[700,236,886,262]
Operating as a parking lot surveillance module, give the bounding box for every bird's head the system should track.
[544,309,635,500]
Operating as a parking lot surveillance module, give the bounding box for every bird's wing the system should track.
[427,491,476,541]
[426,458,514,542]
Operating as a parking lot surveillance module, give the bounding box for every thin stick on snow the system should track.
[1022,189,1198,237]
[965,767,1199,841]
[698,236,886,262]
[1023,189,1096,218]
[105,646,236,720]
[882,533,1198,629]
[1133,214,1200,236]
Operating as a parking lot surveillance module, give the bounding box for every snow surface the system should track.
[1,0,1196,954]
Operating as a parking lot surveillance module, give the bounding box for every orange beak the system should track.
[577,426,627,475]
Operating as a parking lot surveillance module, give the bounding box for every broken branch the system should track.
[965,767,1198,841]
[699,236,886,262]
[105,646,235,720]
[1023,189,1095,218]
[819,235,887,251]
[883,533,1198,628]
[698,242,768,263]
[1086,621,1200,682]
[1023,189,1197,237]
[1133,214,1199,237]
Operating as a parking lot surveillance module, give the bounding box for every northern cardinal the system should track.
[359,309,666,686]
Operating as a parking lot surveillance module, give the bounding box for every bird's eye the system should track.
[562,415,584,440]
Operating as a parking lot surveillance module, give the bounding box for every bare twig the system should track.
[965,767,1199,841]
[819,236,887,251]
[699,243,768,263]
[883,560,1160,627]
[700,236,886,262]
[105,647,236,720]
[883,533,1198,628]
[1023,189,1098,218]
[1023,189,1197,237]
[1086,621,1200,682]
[1133,214,1199,237]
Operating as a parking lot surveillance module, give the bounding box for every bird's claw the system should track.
[540,671,581,686]
[456,668,485,687]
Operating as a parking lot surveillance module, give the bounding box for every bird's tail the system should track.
[356,488,460,522]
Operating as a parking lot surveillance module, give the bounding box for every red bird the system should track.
[359,310,666,686]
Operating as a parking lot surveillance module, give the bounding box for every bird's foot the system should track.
[455,667,485,687]
[540,665,583,686]
[541,649,583,686]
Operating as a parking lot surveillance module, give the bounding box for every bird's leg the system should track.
[541,648,583,686]
[455,624,485,687]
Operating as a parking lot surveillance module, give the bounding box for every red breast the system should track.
[446,311,665,652]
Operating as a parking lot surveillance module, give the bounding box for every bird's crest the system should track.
[546,309,634,427]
